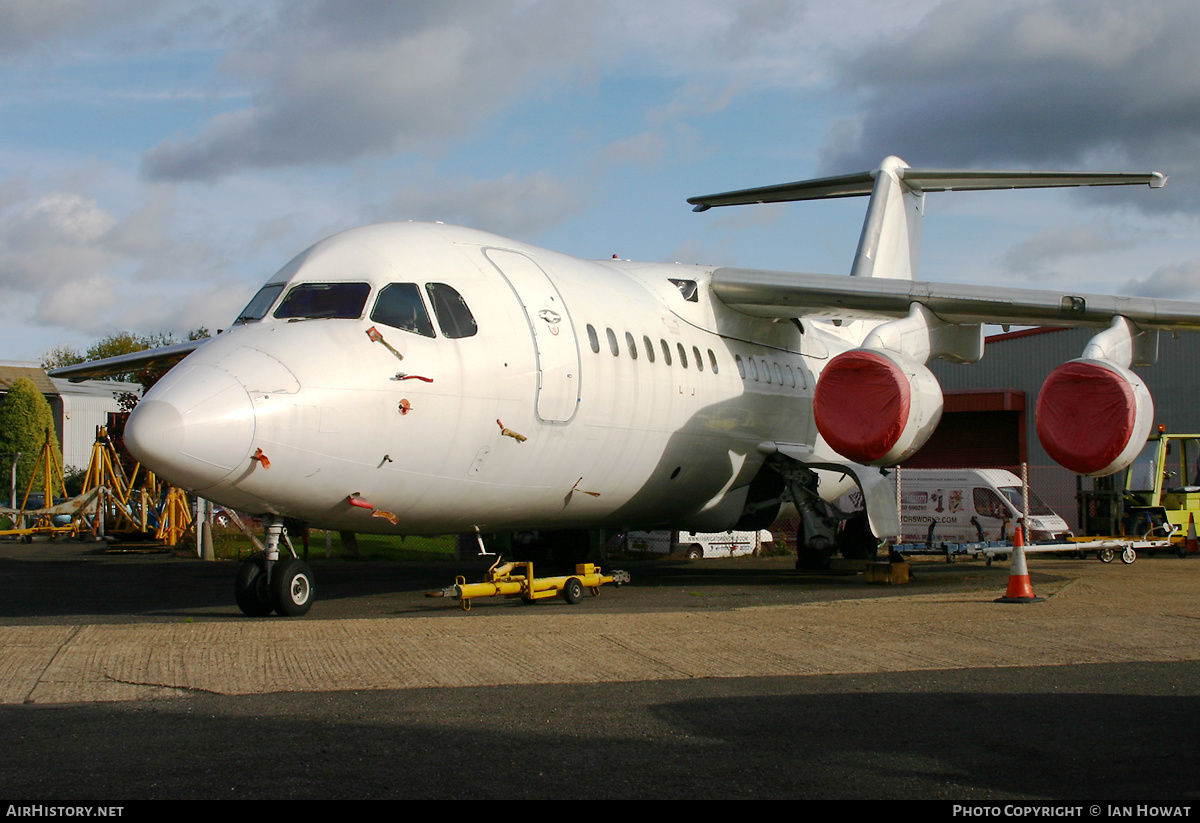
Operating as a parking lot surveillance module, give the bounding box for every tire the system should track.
[562,577,583,605]
[685,544,703,560]
[1121,547,1137,564]
[1098,546,1115,563]
[235,555,274,617]
[271,557,315,617]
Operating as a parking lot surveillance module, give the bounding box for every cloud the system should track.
[0,192,119,289]
[383,171,586,239]
[818,0,1200,210]
[1123,259,1200,298]
[1001,220,1136,275]
[141,1,609,181]
[138,1,943,182]
[0,181,249,346]
[0,0,158,54]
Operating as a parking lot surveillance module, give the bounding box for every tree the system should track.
[0,378,62,501]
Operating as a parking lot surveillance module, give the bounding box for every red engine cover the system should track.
[814,350,911,464]
[1036,359,1151,476]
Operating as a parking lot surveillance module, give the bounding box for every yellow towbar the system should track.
[429,558,630,611]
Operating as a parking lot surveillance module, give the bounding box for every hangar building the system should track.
[918,327,1200,531]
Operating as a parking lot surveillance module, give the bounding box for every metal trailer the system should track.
[894,538,1156,565]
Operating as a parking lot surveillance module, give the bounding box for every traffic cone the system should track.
[1187,513,1199,555]
[995,525,1044,603]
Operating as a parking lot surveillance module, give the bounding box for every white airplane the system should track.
[51,156,1198,617]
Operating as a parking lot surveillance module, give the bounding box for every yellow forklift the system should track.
[1077,429,1200,557]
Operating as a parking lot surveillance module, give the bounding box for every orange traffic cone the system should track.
[995,525,1044,604]
[1186,513,1199,556]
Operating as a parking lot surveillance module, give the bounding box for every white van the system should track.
[624,529,774,559]
[891,469,1071,544]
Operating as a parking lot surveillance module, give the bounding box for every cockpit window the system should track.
[274,283,371,320]
[235,283,285,324]
[425,283,478,339]
[371,283,435,337]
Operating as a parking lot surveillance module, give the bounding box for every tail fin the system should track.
[850,156,921,280]
[688,156,1166,282]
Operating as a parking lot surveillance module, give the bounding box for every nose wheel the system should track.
[235,518,316,617]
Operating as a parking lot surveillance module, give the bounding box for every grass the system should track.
[189,527,458,562]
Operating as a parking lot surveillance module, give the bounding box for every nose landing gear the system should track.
[234,517,315,617]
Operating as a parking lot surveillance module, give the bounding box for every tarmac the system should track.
[2,545,1198,704]
[2,543,1199,799]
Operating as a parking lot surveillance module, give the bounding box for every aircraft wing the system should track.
[46,339,207,383]
[710,267,1200,331]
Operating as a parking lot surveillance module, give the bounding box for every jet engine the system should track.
[1036,358,1154,477]
[813,348,943,466]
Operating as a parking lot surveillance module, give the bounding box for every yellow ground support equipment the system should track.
[154,486,193,547]
[429,557,631,611]
[0,428,78,541]
[1077,431,1200,556]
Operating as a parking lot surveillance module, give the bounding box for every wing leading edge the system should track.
[47,339,206,383]
[710,267,1200,332]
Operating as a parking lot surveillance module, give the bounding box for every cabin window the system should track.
[677,343,688,369]
[660,340,672,365]
[425,283,478,338]
[235,283,285,324]
[643,335,656,363]
[735,354,745,379]
[693,346,703,372]
[606,327,619,356]
[587,325,600,353]
[774,363,784,385]
[625,332,638,360]
[369,283,435,336]
[708,349,719,374]
[275,282,371,321]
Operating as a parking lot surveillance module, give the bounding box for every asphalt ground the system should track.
[1,540,1199,802]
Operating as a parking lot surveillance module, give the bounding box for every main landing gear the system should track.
[234,516,315,617]
[770,456,877,570]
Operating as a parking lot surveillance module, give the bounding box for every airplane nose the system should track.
[125,364,256,491]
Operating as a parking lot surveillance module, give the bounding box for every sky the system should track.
[2,0,1200,362]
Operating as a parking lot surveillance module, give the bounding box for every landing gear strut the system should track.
[770,456,872,570]
[235,516,315,617]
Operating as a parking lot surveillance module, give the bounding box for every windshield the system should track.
[234,283,285,324]
[274,283,371,320]
[998,486,1055,517]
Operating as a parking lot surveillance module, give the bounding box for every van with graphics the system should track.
[895,469,1071,544]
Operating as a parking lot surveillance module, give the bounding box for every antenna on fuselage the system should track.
[474,525,496,556]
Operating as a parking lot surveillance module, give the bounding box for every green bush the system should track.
[0,378,63,499]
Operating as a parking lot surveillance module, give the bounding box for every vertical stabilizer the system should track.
[850,156,923,280]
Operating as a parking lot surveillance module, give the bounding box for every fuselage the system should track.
[125,221,862,534]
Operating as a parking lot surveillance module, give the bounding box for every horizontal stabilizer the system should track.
[688,166,1166,211]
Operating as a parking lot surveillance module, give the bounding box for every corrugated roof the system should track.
[0,365,57,395]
